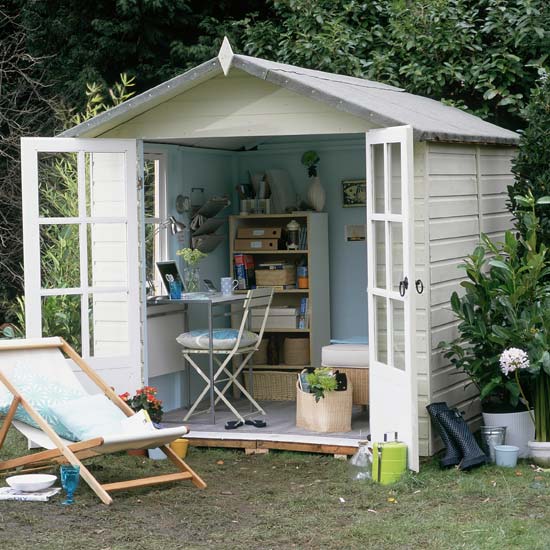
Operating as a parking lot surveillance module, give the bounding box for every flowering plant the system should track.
[119,386,163,424]
[176,248,207,266]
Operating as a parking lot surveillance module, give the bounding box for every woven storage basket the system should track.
[245,371,298,401]
[296,382,353,433]
[251,339,268,365]
[283,337,310,366]
[337,367,369,406]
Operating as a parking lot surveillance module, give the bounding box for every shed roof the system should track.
[61,39,519,146]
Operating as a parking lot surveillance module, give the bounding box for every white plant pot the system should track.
[482,410,534,459]
[528,440,550,467]
[307,176,326,212]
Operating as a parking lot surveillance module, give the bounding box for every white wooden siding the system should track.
[102,69,374,140]
[426,143,516,452]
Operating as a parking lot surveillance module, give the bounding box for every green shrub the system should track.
[508,71,550,243]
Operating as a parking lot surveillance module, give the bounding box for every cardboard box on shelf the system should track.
[234,238,279,251]
[237,227,282,239]
[251,306,297,330]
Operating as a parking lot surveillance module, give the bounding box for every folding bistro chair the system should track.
[0,337,206,505]
[177,287,274,423]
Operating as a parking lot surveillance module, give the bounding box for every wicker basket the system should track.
[283,337,310,366]
[337,367,369,406]
[244,371,298,401]
[255,265,296,286]
[296,382,353,433]
[251,339,268,365]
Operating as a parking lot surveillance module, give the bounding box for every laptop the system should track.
[156,261,184,294]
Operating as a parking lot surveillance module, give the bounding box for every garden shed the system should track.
[20,39,519,468]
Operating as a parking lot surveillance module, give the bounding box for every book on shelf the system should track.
[234,253,256,290]
[298,226,308,250]
[298,297,309,329]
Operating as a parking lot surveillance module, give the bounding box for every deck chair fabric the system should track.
[0,337,206,504]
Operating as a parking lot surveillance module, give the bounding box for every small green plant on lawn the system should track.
[306,367,337,402]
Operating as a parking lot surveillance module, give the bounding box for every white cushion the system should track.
[321,344,369,368]
[176,329,258,350]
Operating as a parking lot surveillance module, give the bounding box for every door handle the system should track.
[399,277,409,297]
[415,279,424,294]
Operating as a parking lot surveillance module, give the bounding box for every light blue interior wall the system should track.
[236,137,367,341]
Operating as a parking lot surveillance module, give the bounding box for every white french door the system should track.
[366,126,419,471]
[21,138,143,392]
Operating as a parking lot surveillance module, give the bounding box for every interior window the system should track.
[144,154,167,295]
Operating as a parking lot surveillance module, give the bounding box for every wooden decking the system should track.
[163,399,370,456]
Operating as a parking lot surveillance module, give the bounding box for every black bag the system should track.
[335,371,347,391]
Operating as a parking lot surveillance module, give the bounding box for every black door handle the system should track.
[399,277,409,297]
[415,279,424,294]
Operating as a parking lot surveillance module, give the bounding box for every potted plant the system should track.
[301,150,325,212]
[176,247,207,293]
[119,385,164,425]
[439,193,550,456]
[296,368,352,432]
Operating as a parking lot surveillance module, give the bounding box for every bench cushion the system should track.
[321,344,369,368]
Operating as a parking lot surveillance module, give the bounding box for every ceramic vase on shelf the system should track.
[183,266,200,293]
[482,410,534,458]
[307,176,326,212]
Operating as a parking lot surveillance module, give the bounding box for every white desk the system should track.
[148,292,247,424]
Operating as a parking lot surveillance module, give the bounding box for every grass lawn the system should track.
[1,428,549,550]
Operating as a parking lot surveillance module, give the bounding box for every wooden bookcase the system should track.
[229,213,330,377]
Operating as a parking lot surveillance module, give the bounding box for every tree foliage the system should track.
[236,0,550,128]
[508,71,550,242]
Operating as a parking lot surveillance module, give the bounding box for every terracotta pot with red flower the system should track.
[119,386,164,425]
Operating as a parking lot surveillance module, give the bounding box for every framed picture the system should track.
[342,179,366,208]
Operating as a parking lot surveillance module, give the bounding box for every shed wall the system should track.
[426,142,516,452]
[101,69,374,140]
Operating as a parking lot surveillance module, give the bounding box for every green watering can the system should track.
[372,432,408,485]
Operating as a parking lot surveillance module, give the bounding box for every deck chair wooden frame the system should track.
[0,337,206,505]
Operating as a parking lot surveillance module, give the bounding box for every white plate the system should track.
[6,474,57,492]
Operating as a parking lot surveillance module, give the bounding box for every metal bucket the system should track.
[480,426,507,463]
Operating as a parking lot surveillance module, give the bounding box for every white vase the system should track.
[482,410,534,459]
[307,176,326,212]
[527,440,550,467]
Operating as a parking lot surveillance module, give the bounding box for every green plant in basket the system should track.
[306,368,337,402]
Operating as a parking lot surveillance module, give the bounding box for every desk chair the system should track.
[177,288,274,423]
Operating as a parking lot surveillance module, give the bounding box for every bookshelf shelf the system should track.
[229,212,330,391]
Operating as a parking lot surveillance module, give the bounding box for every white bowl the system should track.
[6,474,57,492]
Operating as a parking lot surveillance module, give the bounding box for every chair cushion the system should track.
[50,393,128,441]
[0,363,86,441]
[176,329,258,350]
[321,344,370,368]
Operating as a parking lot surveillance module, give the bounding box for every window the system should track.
[143,153,167,295]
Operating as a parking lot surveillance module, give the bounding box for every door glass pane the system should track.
[144,159,159,219]
[89,293,129,357]
[88,223,128,287]
[389,142,402,215]
[372,143,385,214]
[374,295,388,363]
[86,152,126,217]
[391,299,405,371]
[40,224,80,289]
[390,222,403,293]
[373,220,386,289]
[38,152,78,218]
[41,295,81,353]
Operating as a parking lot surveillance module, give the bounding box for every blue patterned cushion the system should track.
[50,394,127,440]
[0,365,86,441]
[176,329,258,350]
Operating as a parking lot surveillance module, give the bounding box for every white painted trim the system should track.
[366,126,419,471]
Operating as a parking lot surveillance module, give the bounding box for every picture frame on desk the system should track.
[342,179,366,208]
